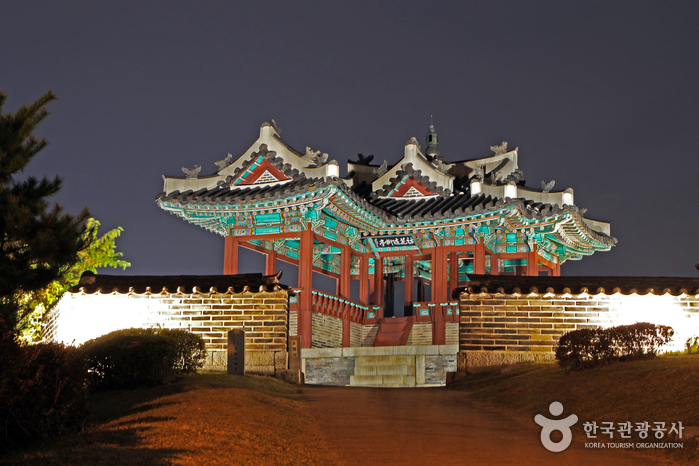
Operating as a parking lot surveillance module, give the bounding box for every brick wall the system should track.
[406,322,432,346]
[47,290,290,374]
[289,309,298,337]
[350,321,363,347]
[445,322,459,346]
[311,312,343,348]
[458,291,699,368]
[361,324,379,346]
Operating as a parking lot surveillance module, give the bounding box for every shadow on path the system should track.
[302,386,675,466]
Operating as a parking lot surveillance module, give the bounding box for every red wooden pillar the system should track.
[372,255,384,318]
[448,252,459,297]
[404,257,413,315]
[474,242,486,275]
[415,277,423,301]
[526,245,538,276]
[359,253,369,306]
[297,229,313,348]
[552,263,561,276]
[339,245,352,347]
[224,235,239,275]
[490,254,500,275]
[265,249,277,275]
[432,246,447,345]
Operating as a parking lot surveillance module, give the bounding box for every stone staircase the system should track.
[349,354,416,387]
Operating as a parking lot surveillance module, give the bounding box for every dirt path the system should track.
[302,386,675,466]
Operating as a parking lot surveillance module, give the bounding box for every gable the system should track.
[230,157,292,186]
[387,176,435,198]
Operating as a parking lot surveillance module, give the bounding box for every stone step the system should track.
[356,355,414,366]
[355,364,415,376]
[350,374,416,387]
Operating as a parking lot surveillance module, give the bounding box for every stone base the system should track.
[457,350,554,373]
[276,369,304,385]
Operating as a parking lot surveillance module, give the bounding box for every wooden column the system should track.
[552,263,561,277]
[404,257,413,316]
[449,252,459,297]
[340,245,352,347]
[265,249,277,275]
[474,242,486,275]
[431,246,447,345]
[359,254,369,306]
[297,229,313,348]
[417,277,425,302]
[526,245,538,276]
[490,254,500,275]
[224,235,239,275]
[372,256,384,318]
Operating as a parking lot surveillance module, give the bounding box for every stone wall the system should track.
[48,290,290,374]
[301,345,459,386]
[458,291,699,369]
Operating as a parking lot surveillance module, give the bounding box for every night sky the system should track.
[2,1,698,279]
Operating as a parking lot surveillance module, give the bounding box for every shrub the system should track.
[555,322,673,370]
[82,328,206,389]
[159,328,207,372]
[0,324,87,450]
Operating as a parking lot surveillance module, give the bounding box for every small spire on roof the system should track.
[426,117,439,159]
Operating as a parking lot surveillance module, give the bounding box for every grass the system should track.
[449,353,699,463]
[2,372,336,465]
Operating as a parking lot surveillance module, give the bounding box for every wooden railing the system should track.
[311,290,371,323]
[412,301,460,323]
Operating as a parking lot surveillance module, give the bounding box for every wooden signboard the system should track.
[288,336,301,371]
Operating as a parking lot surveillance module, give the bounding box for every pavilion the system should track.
[156,121,615,348]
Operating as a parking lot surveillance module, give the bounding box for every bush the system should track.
[82,328,206,389]
[555,322,673,370]
[0,324,87,450]
[159,328,207,372]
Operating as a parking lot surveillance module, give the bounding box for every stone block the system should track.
[211,350,227,368]
[304,357,356,386]
[403,344,440,355]
[302,347,343,358]
[439,344,459,355]
[274,351,288,370]
[343,346,394,357]
[246,351,275,367]
[245,365,275,376]
[350,374,384,385]
[383,374,409,385]
[355,365,377,376]
[416,355,426,384]
[458,350,555,372]
[275,369,304,385]
[375,364,413,376]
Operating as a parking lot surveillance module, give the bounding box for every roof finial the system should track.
[426,117,439,159]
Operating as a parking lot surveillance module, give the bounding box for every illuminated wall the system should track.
[458,290,699,368]
[45,289,290,374]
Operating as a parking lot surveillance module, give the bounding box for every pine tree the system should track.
[0,91,91,332]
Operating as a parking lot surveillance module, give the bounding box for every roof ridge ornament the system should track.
[182,165,201,178]
[214,153,233,170]
[490,141,508,155]
[373,160,388,177]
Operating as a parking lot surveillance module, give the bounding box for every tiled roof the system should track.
[454,275,699,298]
[68,272,291,295]
[157,175,616,246]
[374,163,450,198]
